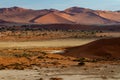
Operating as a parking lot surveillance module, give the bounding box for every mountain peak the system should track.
[0,6,28,13]
[9,6,28,11]
[11,6,25,9]
[64,6,93,13]
[68,6,84,9]
[49,8,59,12]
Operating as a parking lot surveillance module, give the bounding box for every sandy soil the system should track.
[0,62,120,80]
[0,39,95,48]
[0,38,119,80]
[96,32,120,37]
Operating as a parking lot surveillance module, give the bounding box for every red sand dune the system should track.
[55,12,75,22]
[0,6,119,24]
[96,11,120,22]
[64,7,119,24]
[71,12,116,24]
[34,12,74,24]
[63,38,120,59]
[33,11,118,24]
[64,6,93,13]
[0,6,50,23]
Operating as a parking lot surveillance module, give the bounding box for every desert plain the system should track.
[0,6,120,80]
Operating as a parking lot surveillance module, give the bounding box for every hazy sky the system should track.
[0,0,119,11]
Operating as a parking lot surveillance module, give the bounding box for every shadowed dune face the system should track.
[96,11,120,22]
[64,7,120,24]
[71,12,116,24]
[63,38,120,59]
[64,7,93,13]
[0,7,51,23]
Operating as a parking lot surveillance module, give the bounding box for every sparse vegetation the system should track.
[51,61,60,65]
[74,57,100,66]
[13,53,31,58]
[0,48,76,69]
[50,78,63,80]
[74,57,90,62]
[37,56,44,59]
[39,78,44,80]
[78,62,85,66]
[0,24,119,41]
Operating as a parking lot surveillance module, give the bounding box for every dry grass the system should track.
[0,39,95,48]
[0,30,106,41]
[0,48,77,69]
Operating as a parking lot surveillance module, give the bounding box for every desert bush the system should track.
[37,56,44,59]
[0,64,6,70]
[73,57,87,66]
[9,63,24,70]
[91,59,97,62]
[39,78,44,80]
[51,61,60,65]
[74,57,89,62]
[78,62,85,66]
[50,78,63,80]
[41,52,47,55]
[75,57,98,64]
[14,53,31,58]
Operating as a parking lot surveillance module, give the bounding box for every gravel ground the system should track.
[0,62,120,80]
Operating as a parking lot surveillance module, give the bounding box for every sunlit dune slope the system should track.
[34,12,74,24]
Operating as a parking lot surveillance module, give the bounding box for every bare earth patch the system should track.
[0,39,95,48]
[0,62,120,80]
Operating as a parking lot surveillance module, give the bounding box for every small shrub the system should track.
[39,78,44,80]
[14,53,31,58]
[78,62,85,66]
[51,61,60,65]
[9,63,24,70]
[50,78,63,80]
[22,53,31,57]
[74,57,88,62]
[41,52,47,55]
[37,56,44,59]
[91,59,98,62]
[0,64,6,70]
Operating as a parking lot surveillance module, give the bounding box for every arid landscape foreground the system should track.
[0,23,119,80]
[0,5,120,80]
[0,37,120,80]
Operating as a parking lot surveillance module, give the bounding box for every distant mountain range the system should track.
[0,6,120,25]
